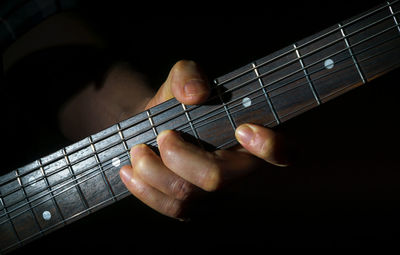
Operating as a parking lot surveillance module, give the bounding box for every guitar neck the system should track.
[1,1,400,253]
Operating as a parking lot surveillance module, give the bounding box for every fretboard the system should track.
[1,1,400,253]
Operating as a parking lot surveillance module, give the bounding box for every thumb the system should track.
[235,124,291,167]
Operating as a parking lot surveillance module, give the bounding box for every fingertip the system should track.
[156,129,173,147]
[170,60,210,105]
[235,124,255,146]
[235,124,275,161]
[119,165,133,185]
[130,143,148,157]
[181,79,210,104]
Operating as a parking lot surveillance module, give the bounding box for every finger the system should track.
[235,124,291,167]
[129,144,196,200]
[145,60,209,108]
[157,130,259,192]
[119,165,184,218]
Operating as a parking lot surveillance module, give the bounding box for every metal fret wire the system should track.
[1,6,398,199]
[1,8,399,211]
[2,31,399,230]
[2,186,132,253]
[1,5,399,253]
[388,1,400,33]
[4,53,400,254]
[339,23,367,83]
[88,136,117,202]
[4,42,400,253]
[3,11,400,222]
[0,3,398,193]
[0,1,395,190]
[293,43,321,104]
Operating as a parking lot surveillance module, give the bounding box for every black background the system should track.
[3,0,400,253]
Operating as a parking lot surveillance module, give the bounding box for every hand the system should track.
[119,60,292,219]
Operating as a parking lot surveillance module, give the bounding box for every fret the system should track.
[215,79,237,131]
[37,159,66,226]
[181,103,202,147]
[117,123,130,153]
[293,43,321,105]
[0,177,20,253]
[62,148,90,210]
[147,109,158,137]
[38,149,87,223]
[186,89,236,150]
[15,169,43,238]
[387,1,400,33]
[0,170,41,246]
[149,99,186,135]
[296,24,365,103]
[55,144,90,222]
[110,123,131,197]
[255,45,319,122]
[65,136,113,212]
[119,111,154,148]
[252,63,280,125]
[87,136,116,210]
[92,124,128,198]
[181,103,199,139]
[16,161,63,236]
[214,63,277,130]
[343,2,400,81]
[338,23,366,84]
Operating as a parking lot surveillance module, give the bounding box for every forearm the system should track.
[58,62,155,141]
[2,11,155,141]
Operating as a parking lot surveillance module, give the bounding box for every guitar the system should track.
[1,1,400,253]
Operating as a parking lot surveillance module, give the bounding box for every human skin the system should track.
[119,60,291,219]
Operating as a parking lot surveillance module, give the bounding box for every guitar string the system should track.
[1,17,398,215]
[1,5,398,192]
[1,11,399,203]
[211,0,399,87]
[2,18,398,205]
[1,2,397,190]
[3,45,399,247]
[1,5,398,251]
[1,34,399,225]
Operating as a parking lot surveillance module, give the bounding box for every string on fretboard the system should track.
[1,0,400,253]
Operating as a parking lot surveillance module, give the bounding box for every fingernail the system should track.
[184,79,207,97]
[120,167,133,184]
[235,124,254,145]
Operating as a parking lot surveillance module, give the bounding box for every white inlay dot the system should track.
[42,210,51,221]
[112,157,121,167]
[324,58,334,69]
[242,97,252,108]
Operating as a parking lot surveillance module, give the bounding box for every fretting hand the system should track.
[119,60,293,219]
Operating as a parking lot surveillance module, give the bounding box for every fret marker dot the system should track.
[324,58,334,69]
[112,157,121,167]
[242,97,252,108]
[42,211,51,221]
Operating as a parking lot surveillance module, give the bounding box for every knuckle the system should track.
[170,178,193,200]
[160,199,183,219]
